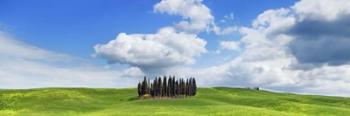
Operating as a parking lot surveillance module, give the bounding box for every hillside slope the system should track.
[0,87,349,116]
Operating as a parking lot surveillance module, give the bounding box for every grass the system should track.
[0,87,349,116]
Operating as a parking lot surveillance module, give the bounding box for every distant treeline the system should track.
[137,76,197,97]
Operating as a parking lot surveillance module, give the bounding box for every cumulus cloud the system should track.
[92,0,350,96]
[94,27,207,72]
[217,40,241,53]
[293,0,350,21]
[154,0,236,35]
[179,0,350,96]
[154,0,214,33]
[95,0,240,73]
[288,0,350,65]
[0,32,140,89]
[95,0,215,73]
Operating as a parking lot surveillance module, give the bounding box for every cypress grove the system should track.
[137,76,197,98]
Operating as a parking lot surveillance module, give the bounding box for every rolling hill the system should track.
[0,87,349,116]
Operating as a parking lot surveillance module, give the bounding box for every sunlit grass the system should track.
[0,87,349,116]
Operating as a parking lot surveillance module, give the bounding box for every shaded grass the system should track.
[0,87,349,116]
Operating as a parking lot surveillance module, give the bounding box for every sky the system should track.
[1,0,350,97]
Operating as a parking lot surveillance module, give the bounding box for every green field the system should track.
[0,87,349,116]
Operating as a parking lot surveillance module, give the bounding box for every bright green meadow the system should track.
[0,87,349,116]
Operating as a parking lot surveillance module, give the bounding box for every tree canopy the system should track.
[137,76,197,98]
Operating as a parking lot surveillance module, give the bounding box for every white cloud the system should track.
[252,8,295,34]
[217,40,241,53]
[0,32,140,89]
[3,0,347,97]
[94,27,207,72]
[122,67,145,78]
[288,0,350,65]
[188,0,350,96]
[94,0,350,96]
[154,0,238,35]
[154,0,214,33]
[212,26,238,35]
[0,32,73,62]
[213,13,238,35]
[96,0,214,74]
[293,0,350,21]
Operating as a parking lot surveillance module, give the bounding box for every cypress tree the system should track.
[137,82,141,96]
[150,83,154,96]
[194,78,196,95]
[143,76,148,95]
[185,78,189,96]
[181,79,185,95]
[183,79,186,96]
[178,79,182,95]
[168,77,171,97]
[154,77,157,96]
[182,80,186,96]
[193,78,197,96]
[191,78,195,96]
[167,77,171,96]
[172,76,176,97]
[158,77,162,97]
[154,77,159,97]
[137,76,197,98]
[175,79,179,96]
[162,76,167,97]
[189,78,191,96]
[190,78,194,96]
[147,78,150,94]
[141,79,144,96]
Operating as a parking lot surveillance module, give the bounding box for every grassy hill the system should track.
[0,87,349,116]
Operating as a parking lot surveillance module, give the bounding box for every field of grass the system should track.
[0,87,349,116]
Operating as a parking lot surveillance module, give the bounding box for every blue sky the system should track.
[0,0,295,65]
[1,0,350,96]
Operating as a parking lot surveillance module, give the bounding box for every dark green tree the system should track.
[193,78,197,96]
[137,82,141,96]
[162,76,167,97]
[158,77,162,97]
[175,79,179,96]
[150,83,154,96]
[142,76,148,95]
[137,76,197,98]
[167,77,171,96]
[153,77,158,96]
